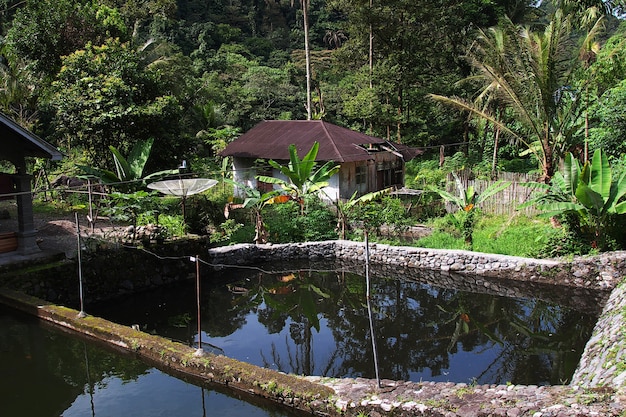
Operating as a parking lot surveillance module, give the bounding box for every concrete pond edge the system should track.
[2,241,626,416]
[0,288,337,417]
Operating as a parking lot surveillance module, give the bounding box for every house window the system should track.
[356,165,367,193]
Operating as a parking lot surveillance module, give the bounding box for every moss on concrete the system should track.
[0,288,336,416]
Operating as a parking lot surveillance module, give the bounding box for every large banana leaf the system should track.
[575,183,605,215]
[110,146,132,181]
[607,170,626,214]
[292,142,317,185]
[475,180,511,205]
[75,164,120,184]
[535,201,584,218]
[584,149,611,201]
[110,137,154,181]
[561,153,579,198]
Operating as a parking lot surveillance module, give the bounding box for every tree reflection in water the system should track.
[91,262,598,386]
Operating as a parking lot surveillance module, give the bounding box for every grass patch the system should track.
[415,214,555,257]
[472,215,556,257]
[412,229,466,250]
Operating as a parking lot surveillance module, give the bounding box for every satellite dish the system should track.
[147,178,218,196]
[148,178,218,223]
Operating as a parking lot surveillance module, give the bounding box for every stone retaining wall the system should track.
[571,279,626,387]
[0,239,210,306]
[207,240,626,290]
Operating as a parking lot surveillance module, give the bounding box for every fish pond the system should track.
[0,305,306,417]
[90,260,600,386]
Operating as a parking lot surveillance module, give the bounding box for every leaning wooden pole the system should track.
[365,231,381,388]
[75,212,86,318]
[193,255,204,356]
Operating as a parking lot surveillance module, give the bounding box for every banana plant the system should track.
[224,178,283,244]
[524,149,626,249]
[335,187,394,240]
[77,138,177,192]
[429,173,510,247]
[256,142,340,214]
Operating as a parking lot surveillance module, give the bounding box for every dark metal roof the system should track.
[0,112,63,162]
[220,120,422,163]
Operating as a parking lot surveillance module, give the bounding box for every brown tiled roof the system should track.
[220,120,417,163]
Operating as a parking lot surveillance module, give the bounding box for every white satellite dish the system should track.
[148,178,218,197]
[148,178,218,222]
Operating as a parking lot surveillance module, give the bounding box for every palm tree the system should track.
[323,29,347,49]
[292,0,313,120]
[430,9,604,183]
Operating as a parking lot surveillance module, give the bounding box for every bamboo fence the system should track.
[444,171,541,216]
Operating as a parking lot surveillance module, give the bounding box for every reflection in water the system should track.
[91,261,598,386]
[0,306,303,417]
[365,233,381,388]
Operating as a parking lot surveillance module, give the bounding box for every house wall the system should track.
[337,161,365,200]
[371,152,405,191]
[338,153,405,200]
[232,158,257,198]
[232,151,405,202]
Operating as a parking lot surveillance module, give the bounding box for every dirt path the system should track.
[0,200,126,258]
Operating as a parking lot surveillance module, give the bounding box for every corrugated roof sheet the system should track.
[220,120,392,163]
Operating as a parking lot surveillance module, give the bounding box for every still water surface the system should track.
[0,306,302,417]
[90,261,599,386]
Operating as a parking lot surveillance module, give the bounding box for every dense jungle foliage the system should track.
[0,0,624,172]
[2,0,626,255]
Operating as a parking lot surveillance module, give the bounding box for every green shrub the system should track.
[228,224,256,244]
[472,215,555,257]
[265,197,336,243]
[265,200,300,242]
[347,195,411,237]
[184,190,230,235]
[210,219,244,245]
[297,199,337,241]
[405,158,446,189]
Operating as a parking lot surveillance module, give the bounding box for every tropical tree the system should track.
[0,45,39,127]
[429,173,510,248]
[429,9,604,183]
[257,142,341,214]
[292,0,313,119]
[4,0,127,77]
[589,80,626,160]
[42,38,186,170]
[586,24,626,160]
[521,149,626,250]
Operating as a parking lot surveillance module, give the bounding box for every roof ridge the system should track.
[319,120,345,163]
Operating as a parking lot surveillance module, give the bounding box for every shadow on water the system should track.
[0,305,307,417]
[89,259,602,386]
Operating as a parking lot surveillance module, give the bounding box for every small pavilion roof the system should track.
[0,112,63,162]
[220,120,421,162]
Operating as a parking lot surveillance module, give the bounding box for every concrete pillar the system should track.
[14,172,40,255]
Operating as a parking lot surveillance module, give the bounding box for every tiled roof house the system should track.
[220,120,422,201]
